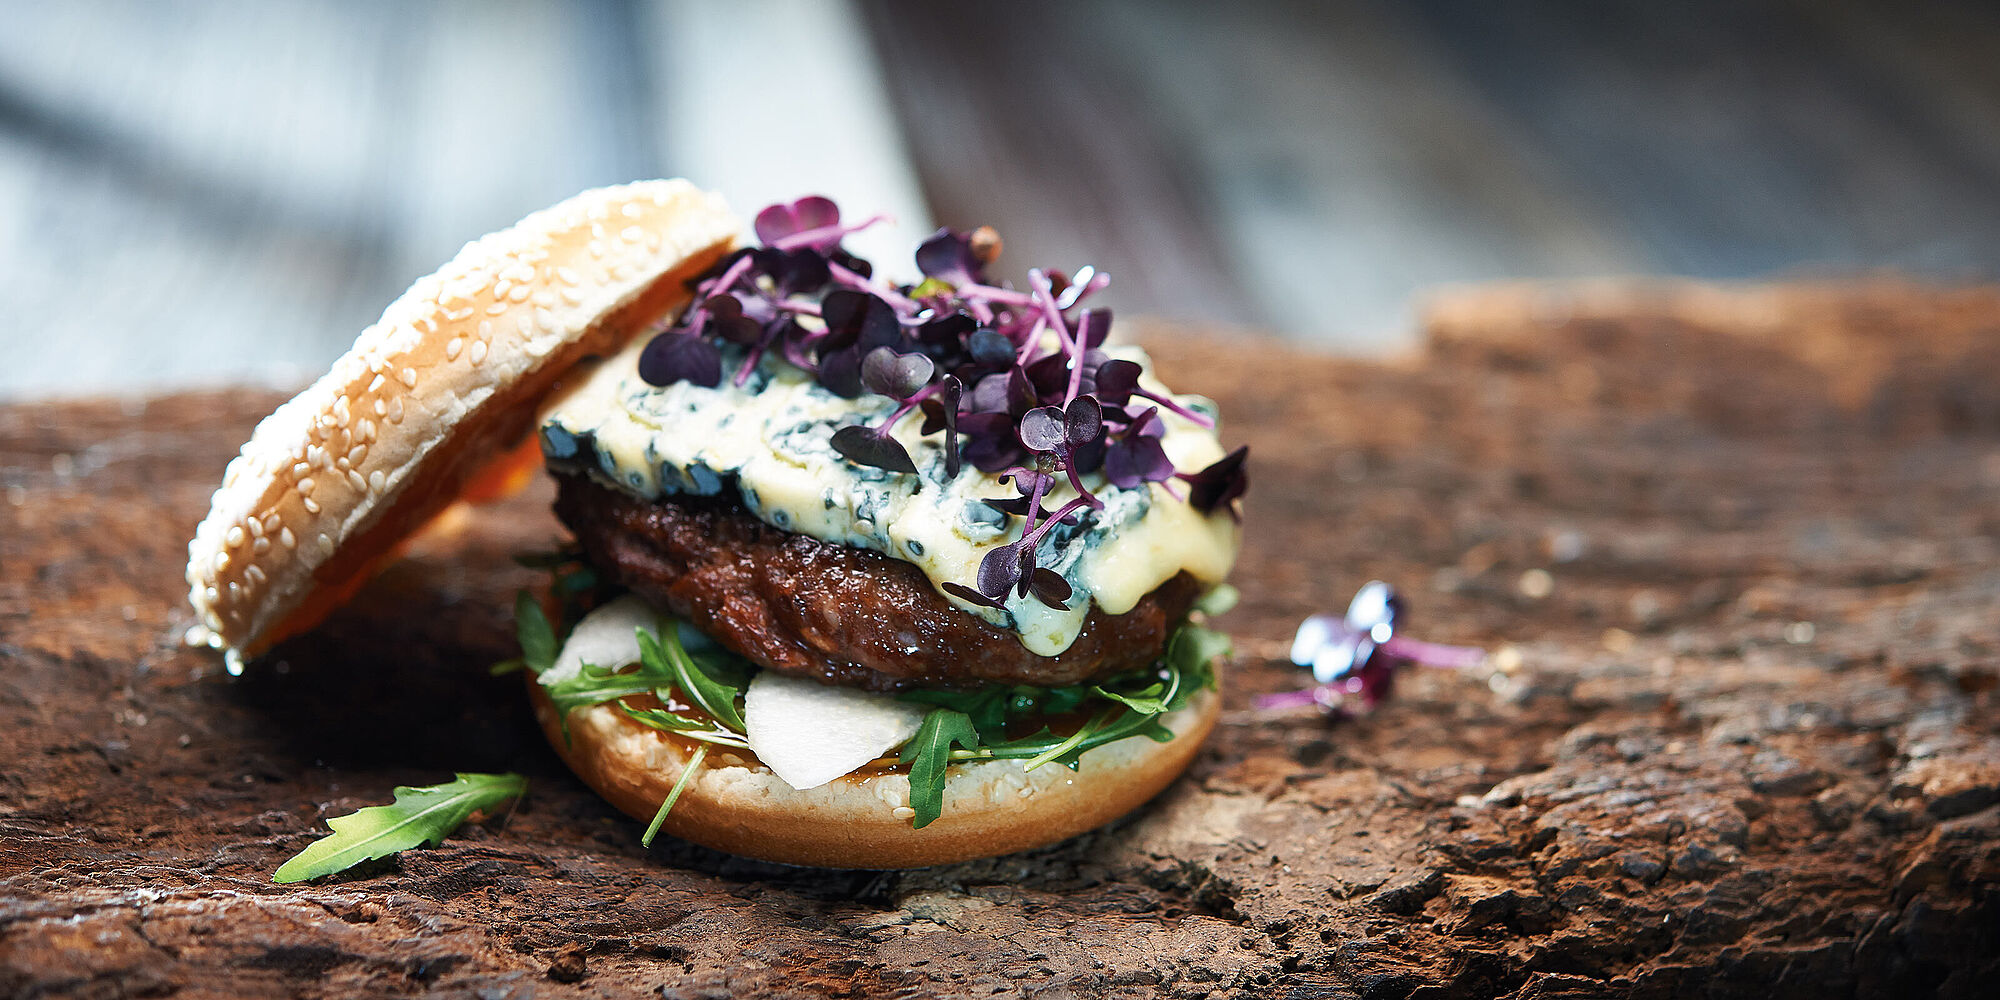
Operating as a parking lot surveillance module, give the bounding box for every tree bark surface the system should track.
[3,282,1997,998]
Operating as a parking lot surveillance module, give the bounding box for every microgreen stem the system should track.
[733,344,766,386]
[1019,495,1096,553]
[641,744,707,848]
[686,253,757,332]
[770,213,891,252]
[1060,456,1104,509]
[1380,636,1487,669]
[1021,707,1113,771]
[1028,270,1086,404]
[829,260,920,312]
[873,381,941,433]
[1139,389,1215,429]
[958,282,1036,307]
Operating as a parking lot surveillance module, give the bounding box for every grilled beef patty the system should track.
[554,473,1200,691]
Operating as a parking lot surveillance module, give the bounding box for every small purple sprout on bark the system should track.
[1256,582,1488,715]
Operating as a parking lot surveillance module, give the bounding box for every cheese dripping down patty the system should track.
[539,335,1241,657]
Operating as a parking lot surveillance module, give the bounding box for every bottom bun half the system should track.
[527,672,1221,869]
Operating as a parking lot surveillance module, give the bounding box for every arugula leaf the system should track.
[544,658,669,739]
[273,773,526,884]
[899,686,1010,739]
[619,704,753,750]
[514,590,559,675]
[1162,624,1229,706]
[899,709,979,828]
[1192,583,1240,617]
[641,745,709,848]
[1091,669,1177,715]
[637,627,746,732]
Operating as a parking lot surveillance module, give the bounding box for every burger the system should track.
[184,180,1246,869]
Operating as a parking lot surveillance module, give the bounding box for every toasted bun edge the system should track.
[186,180,740,668]
[528,673,1221,869]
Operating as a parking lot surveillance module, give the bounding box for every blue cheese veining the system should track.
[540,336,1240,657]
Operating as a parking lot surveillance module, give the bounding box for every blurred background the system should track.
[3,0,1998,399]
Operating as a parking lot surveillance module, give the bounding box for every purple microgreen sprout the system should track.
[1182,445,1249,518]
[1254,582,1488,715]
[637,332,721,388]
[636,195,1250,610]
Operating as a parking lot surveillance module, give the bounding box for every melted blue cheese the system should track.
[539,337,1240,656]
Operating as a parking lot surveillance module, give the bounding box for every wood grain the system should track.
[3,284,1997,996]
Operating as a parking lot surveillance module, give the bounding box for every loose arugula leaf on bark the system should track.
[273,773,526,884]
[899,709,980,828]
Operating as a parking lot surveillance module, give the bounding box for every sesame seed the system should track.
[293,462,310,478]
[302,494,318,511]
[375,399,387,417]
[213,551,229,571]
[621,202,644,218]
[590,223,606,240]
[246,565,267,585]
[297,477,315,494]
[205,586,220,603]
[350,443,368,464]
[226,526,245,548]
[318,534,335,553]
[508,283,531,303]
[485,301,510,316]
[479,320,494,339]
[469,341,488,364]
[621,225,644,243]
[557,266,581,285]
[446,337,463,360]
[561,286,585,305]
[446,307,474,322]
[611,263,635,281]
[228,581,241,600]
[253,537,270,555]
[369,470,386,492]
[492,278,513,299]
[369,374,385,393]
[532,289,555,308]
[359,419,375,441]
[588,241,605,258]
[280,528,296,549]
[400,367,418,388]
[388,397,405,422]
[264,514,281,533]
[247,518,263,538]
[347,470,367,491]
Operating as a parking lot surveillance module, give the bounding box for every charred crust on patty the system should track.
[554,472,1201,691]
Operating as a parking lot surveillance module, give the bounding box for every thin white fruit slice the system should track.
[539,594,661,686]
[744,672,929,790]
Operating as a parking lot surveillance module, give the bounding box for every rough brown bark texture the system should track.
[4,282,1999,998]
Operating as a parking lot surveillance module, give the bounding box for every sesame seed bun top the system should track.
[185,180,740,671]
